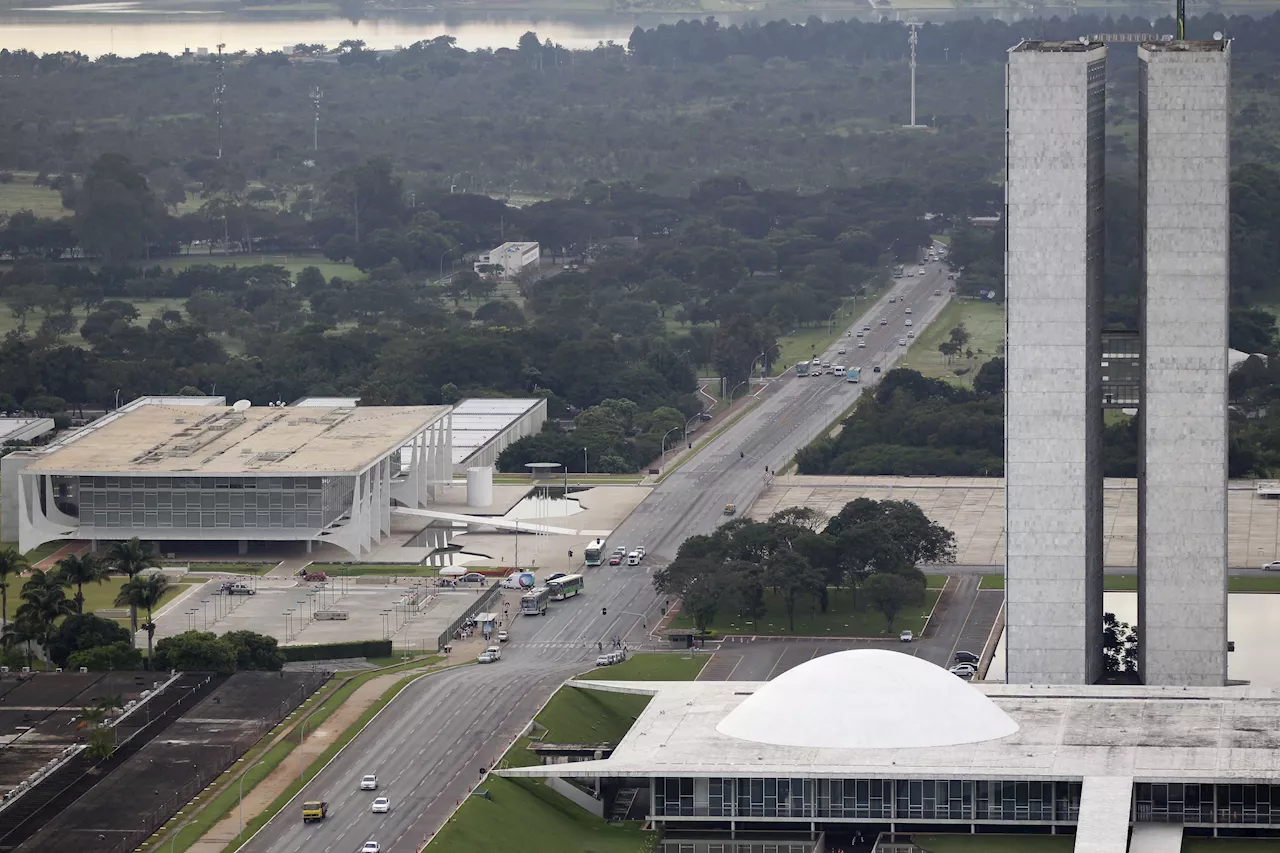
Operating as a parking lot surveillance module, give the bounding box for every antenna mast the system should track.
[904,19,926,128]
[214,43,226,159]
[311,87,323,152]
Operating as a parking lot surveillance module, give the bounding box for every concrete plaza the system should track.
[751,476,1280,568]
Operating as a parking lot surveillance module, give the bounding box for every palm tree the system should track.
[15,569,76,663]
[116,574,170,664]
[54,554,107,614]
[1,614,42,669]
[0,547,28,634]
[105,538,160,645]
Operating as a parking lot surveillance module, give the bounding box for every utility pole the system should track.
[310,87,323,152]
[214,43,226,158]
[904,21,926,129]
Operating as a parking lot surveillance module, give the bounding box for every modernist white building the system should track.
[6,400,452,557]
[505,651,1280,853]
[474,241,540,279]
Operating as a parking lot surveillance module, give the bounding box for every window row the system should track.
[654,778,1081,823]
[80,490,321,511]
[83,510,327,530]
[1136,784,1280,826]
[77,476,326,490]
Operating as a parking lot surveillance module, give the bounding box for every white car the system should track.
[362,843,381,853]
[858,341,866,348]
[918,268,925,275]
[905,307,913,315]
[879,318,888,326]
[837,347,846,355]
[906,271,914,277]
[497,629,509,642]
[899,630,914,642]
[1263,561,1280,571]
[636,547,646,559]
[371,797,390,813]
[898,338,907,346]
[360,774,378,790]
[855,331,863,338]
[908,332,915,339]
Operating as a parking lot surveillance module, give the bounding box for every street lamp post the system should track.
[201,599,209,631]
[298,706,327,781]
[439,249,451,280]
[238,759,268,841]
[582,447,588,476]
[660,426,681,469]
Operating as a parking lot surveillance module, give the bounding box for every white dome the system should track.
[716,649,1019,750]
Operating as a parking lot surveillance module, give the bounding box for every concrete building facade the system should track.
[474,241,540,279]
[1137,41,1231,686]
[8,402,452,557]
[1004,41,1108,685]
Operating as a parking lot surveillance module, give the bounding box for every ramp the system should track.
[1129,825,1183,853]
[1074,776,1135,853]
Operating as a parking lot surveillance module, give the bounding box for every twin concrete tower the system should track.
[1004,38,1231,687]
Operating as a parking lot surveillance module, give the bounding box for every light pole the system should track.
[439,249,451,280]
[238,759,268,841]
[298,706,327,781]
[582,447,588,476]
[201,599,209,631]
[660,426,681,469]
[171,819,196,853]
[683,413,701,446]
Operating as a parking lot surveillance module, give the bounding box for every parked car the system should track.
[1263,561,1280,571]
[461,573,486,584]
[954,650,980,664]
[899,630,914,642]
[220,582,255,595]
[547,572,566,582]
[371,797,390,814]
[360,774,378,790]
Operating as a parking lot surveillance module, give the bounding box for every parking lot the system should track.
[148,577,491,652]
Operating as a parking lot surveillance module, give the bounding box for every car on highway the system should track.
[954,650,980,664]
[898,338,907,346]
[899,630,914,642]
[362,843,381,853]
[888,296,896,303]
[636,547,646,559]
[855,330,863,337]
[1264,561,1280,571]
[724,504,736,516]
[360,774,378,790]
[608,555,622,566]
[858,341,866,348]
[879,318,888,325]
[905,319,913,327]
[873,366,881,373]
[862,324,871,331]
[905,307,912,315]
[371,797,390,813]
[478,645,502,663]
[918,268,925,275]
[626,551,641,566]
[935,289,942,296]
[838,346,846,355]
[906,270,914,277]
[497,629,509,642]
[908,331,915,339]
[596,651,625,666]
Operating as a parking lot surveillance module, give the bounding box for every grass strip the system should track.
[979,573,1005,590]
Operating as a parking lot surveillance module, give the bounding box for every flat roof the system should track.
[503,679,1280,782]
[1142,39,1228,52]
[1010,39,1105,53]
[450,398,544,465]
[26,404,450,476]
[0,417,54,443]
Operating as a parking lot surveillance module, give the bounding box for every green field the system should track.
[900,299,1004,387]
[0,296,188,341]
[914,834,1073,853]
[577,652,706,681]
[668,587,940,638]
[151,254,363,281]
[0,173,69,218]
[979,573,1005,590]
[775,288,886,372]
[3,574,199,625]
[1184,840,1280,853]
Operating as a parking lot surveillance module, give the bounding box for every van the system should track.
[626,551,640,566]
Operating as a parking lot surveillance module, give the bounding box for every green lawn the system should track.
[150,253,363,281]
[899,299,1004,388]
[4,575,199,623]
[924,573,947,589]
[429,775,655,853]
[980,573,1005,590]
[577,652,706,681]
[775,288,886,372]
[534,684,651,744]
[0,173,69,218]
[1184,840,1280,853]
[669,587,940,638]
[914,835,1073,853]
[0,297,189,341]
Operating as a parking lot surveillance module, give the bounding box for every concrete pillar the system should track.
[306,540,313,554]
[238,539,248,555]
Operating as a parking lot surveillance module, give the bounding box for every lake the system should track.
[0,3,1198,58]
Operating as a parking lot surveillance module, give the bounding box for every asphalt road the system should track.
[244,254,956,853]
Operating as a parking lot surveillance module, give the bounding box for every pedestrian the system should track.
[598,641,603,652]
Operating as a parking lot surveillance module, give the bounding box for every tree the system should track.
[765,550,825,632]
[115,573,171,663]
[1103,612,1139,675]
[104,538,160,645]
[69,640,144,671]
[48,612,132,668]
[0,547,26,634]
[862,571,924,630]
[71,154,168,263]
[54,553,107,614]
[152,630,237,673]
[223,630,284,671]
[15,569,76,661]
[1,614,42,669]
[682,574,722,634]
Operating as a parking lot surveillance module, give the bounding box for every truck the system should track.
[302,801,328,822]
[846,367,862,384]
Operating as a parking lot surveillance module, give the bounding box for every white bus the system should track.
[548,574,585,601]
[521,586,551,615]
[584,538,607,567]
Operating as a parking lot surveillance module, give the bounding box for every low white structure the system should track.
[8,401,451,557]
[473,241,539,279]
[450,398,547,475]
[505,649,1280,849]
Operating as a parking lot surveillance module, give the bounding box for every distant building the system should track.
[474,242,540,279]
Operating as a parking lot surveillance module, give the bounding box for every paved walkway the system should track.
[31,540,90,571]
[183,645,488,853]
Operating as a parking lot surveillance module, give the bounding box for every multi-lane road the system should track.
[241,255,956,853]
